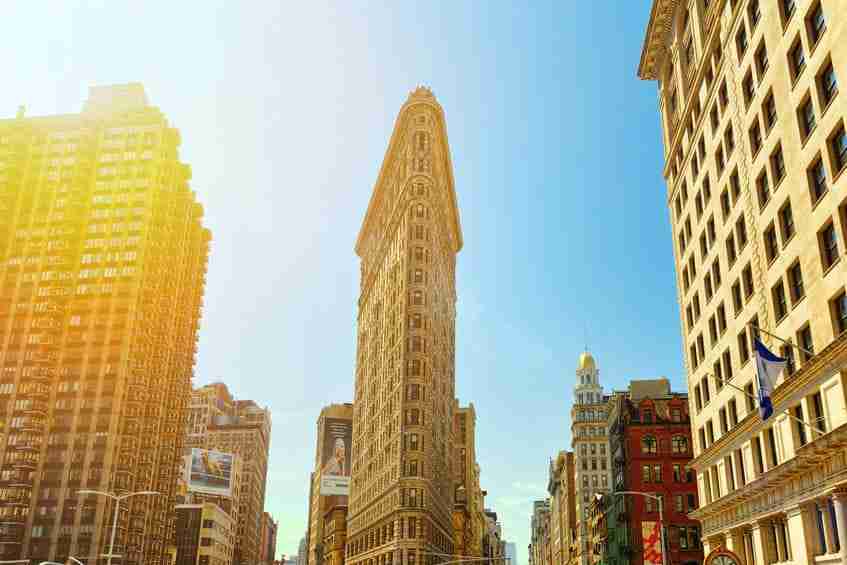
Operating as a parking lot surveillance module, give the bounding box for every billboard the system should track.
[642,521,662,565]
[187,448,234,497]
[319,417,352,496]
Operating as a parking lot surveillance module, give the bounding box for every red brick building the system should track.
[608,379,702,565]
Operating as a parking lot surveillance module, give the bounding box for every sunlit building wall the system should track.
[639,0,847,561]
[0,83,210,564]
[346,87,463,565]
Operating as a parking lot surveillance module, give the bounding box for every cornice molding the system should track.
[638,0,680,80]
[688,332,847,473]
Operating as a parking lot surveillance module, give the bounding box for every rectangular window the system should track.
[797,324,814,362]
[738,330,750,364]
[752,436,765,474]
[763,91,777,131]
[818,221,839,270]
[772,280,788,321]
[737,215,748,247]
[806,2,826,46]
[732,281,743,314]
[789,261,805,304]
[794,405,808,447]
[831,290,847,335]
[721,189,731,220]
[757,169,770,209]
[817,60,838,108]
[718,303,727,333]
[799,96,816,140]
[748,0,761,27]
[789,37,806,82]
[736,27,749,61]
[729,398,739,426]
[771,145,785,184]
[765,427,779,468]
[755,41,769,77]
[724,348,734,381]
[742,264,754,298]
[764,223,779,262]
[725,123,735,154]
[829,124,847,174]
[779,200,795,243]
[727,232,737,265]
[746,383,756,413]
[743,71,756,107]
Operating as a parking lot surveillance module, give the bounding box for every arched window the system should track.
[642,435,658,454]
[672,435,689,454]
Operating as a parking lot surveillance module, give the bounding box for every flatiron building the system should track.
[346,87,463,565]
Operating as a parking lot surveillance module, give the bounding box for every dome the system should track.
[577,351,596,371]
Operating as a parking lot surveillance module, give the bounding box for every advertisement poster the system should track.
[187,448,234,496]
[642,521,662,565]
[319,417,352,496]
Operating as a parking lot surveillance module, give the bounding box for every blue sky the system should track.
[1,1,683,560]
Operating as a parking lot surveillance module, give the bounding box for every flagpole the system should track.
[705,372,827,436]
[747,323,815,358]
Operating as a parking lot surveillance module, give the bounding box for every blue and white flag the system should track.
[754,338,787,421]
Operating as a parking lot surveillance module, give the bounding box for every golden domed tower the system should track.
[570,351,611,565]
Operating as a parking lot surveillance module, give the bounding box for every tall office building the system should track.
[570,352,611,565]
[452,402,484,559]
[639,0,847,562]
[346,87,463,565]
[0,84,210,564]
[187,383,272,565]
[528,499,550,565]
[306,403,353,565]
[259,511,278,564]
[546,451,575,565]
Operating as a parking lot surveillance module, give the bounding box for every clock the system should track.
[704,547,742,565]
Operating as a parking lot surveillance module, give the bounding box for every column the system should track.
[702,537,711,556]
[772,519,786,562]
[788,504,817,562]
[824,498,839,555]
[727,528,745,561]
[743,530,755,565]
[751,522,767,565]
[832,490,847,562]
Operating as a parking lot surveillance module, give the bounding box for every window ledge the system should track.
[822,257,841,277]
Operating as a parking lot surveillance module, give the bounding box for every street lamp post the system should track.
[76,489,160,565]
[597,491,667,565]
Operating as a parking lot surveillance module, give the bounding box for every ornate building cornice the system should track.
[637,0,680,80]
[687,332,847,472]
[355,86,463,256]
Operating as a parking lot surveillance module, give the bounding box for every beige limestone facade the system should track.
[570,352,611,565]
[346,87,462,565]
[639,0,847,563]
[452,402,485,559]
[547,451,576,565]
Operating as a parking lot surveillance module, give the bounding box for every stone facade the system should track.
[570,352,612,565]
[639,0,847,563]
[547,451,576,565]
[346,87,462,565]
[452,402,485,559]
[0,83,210,564]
